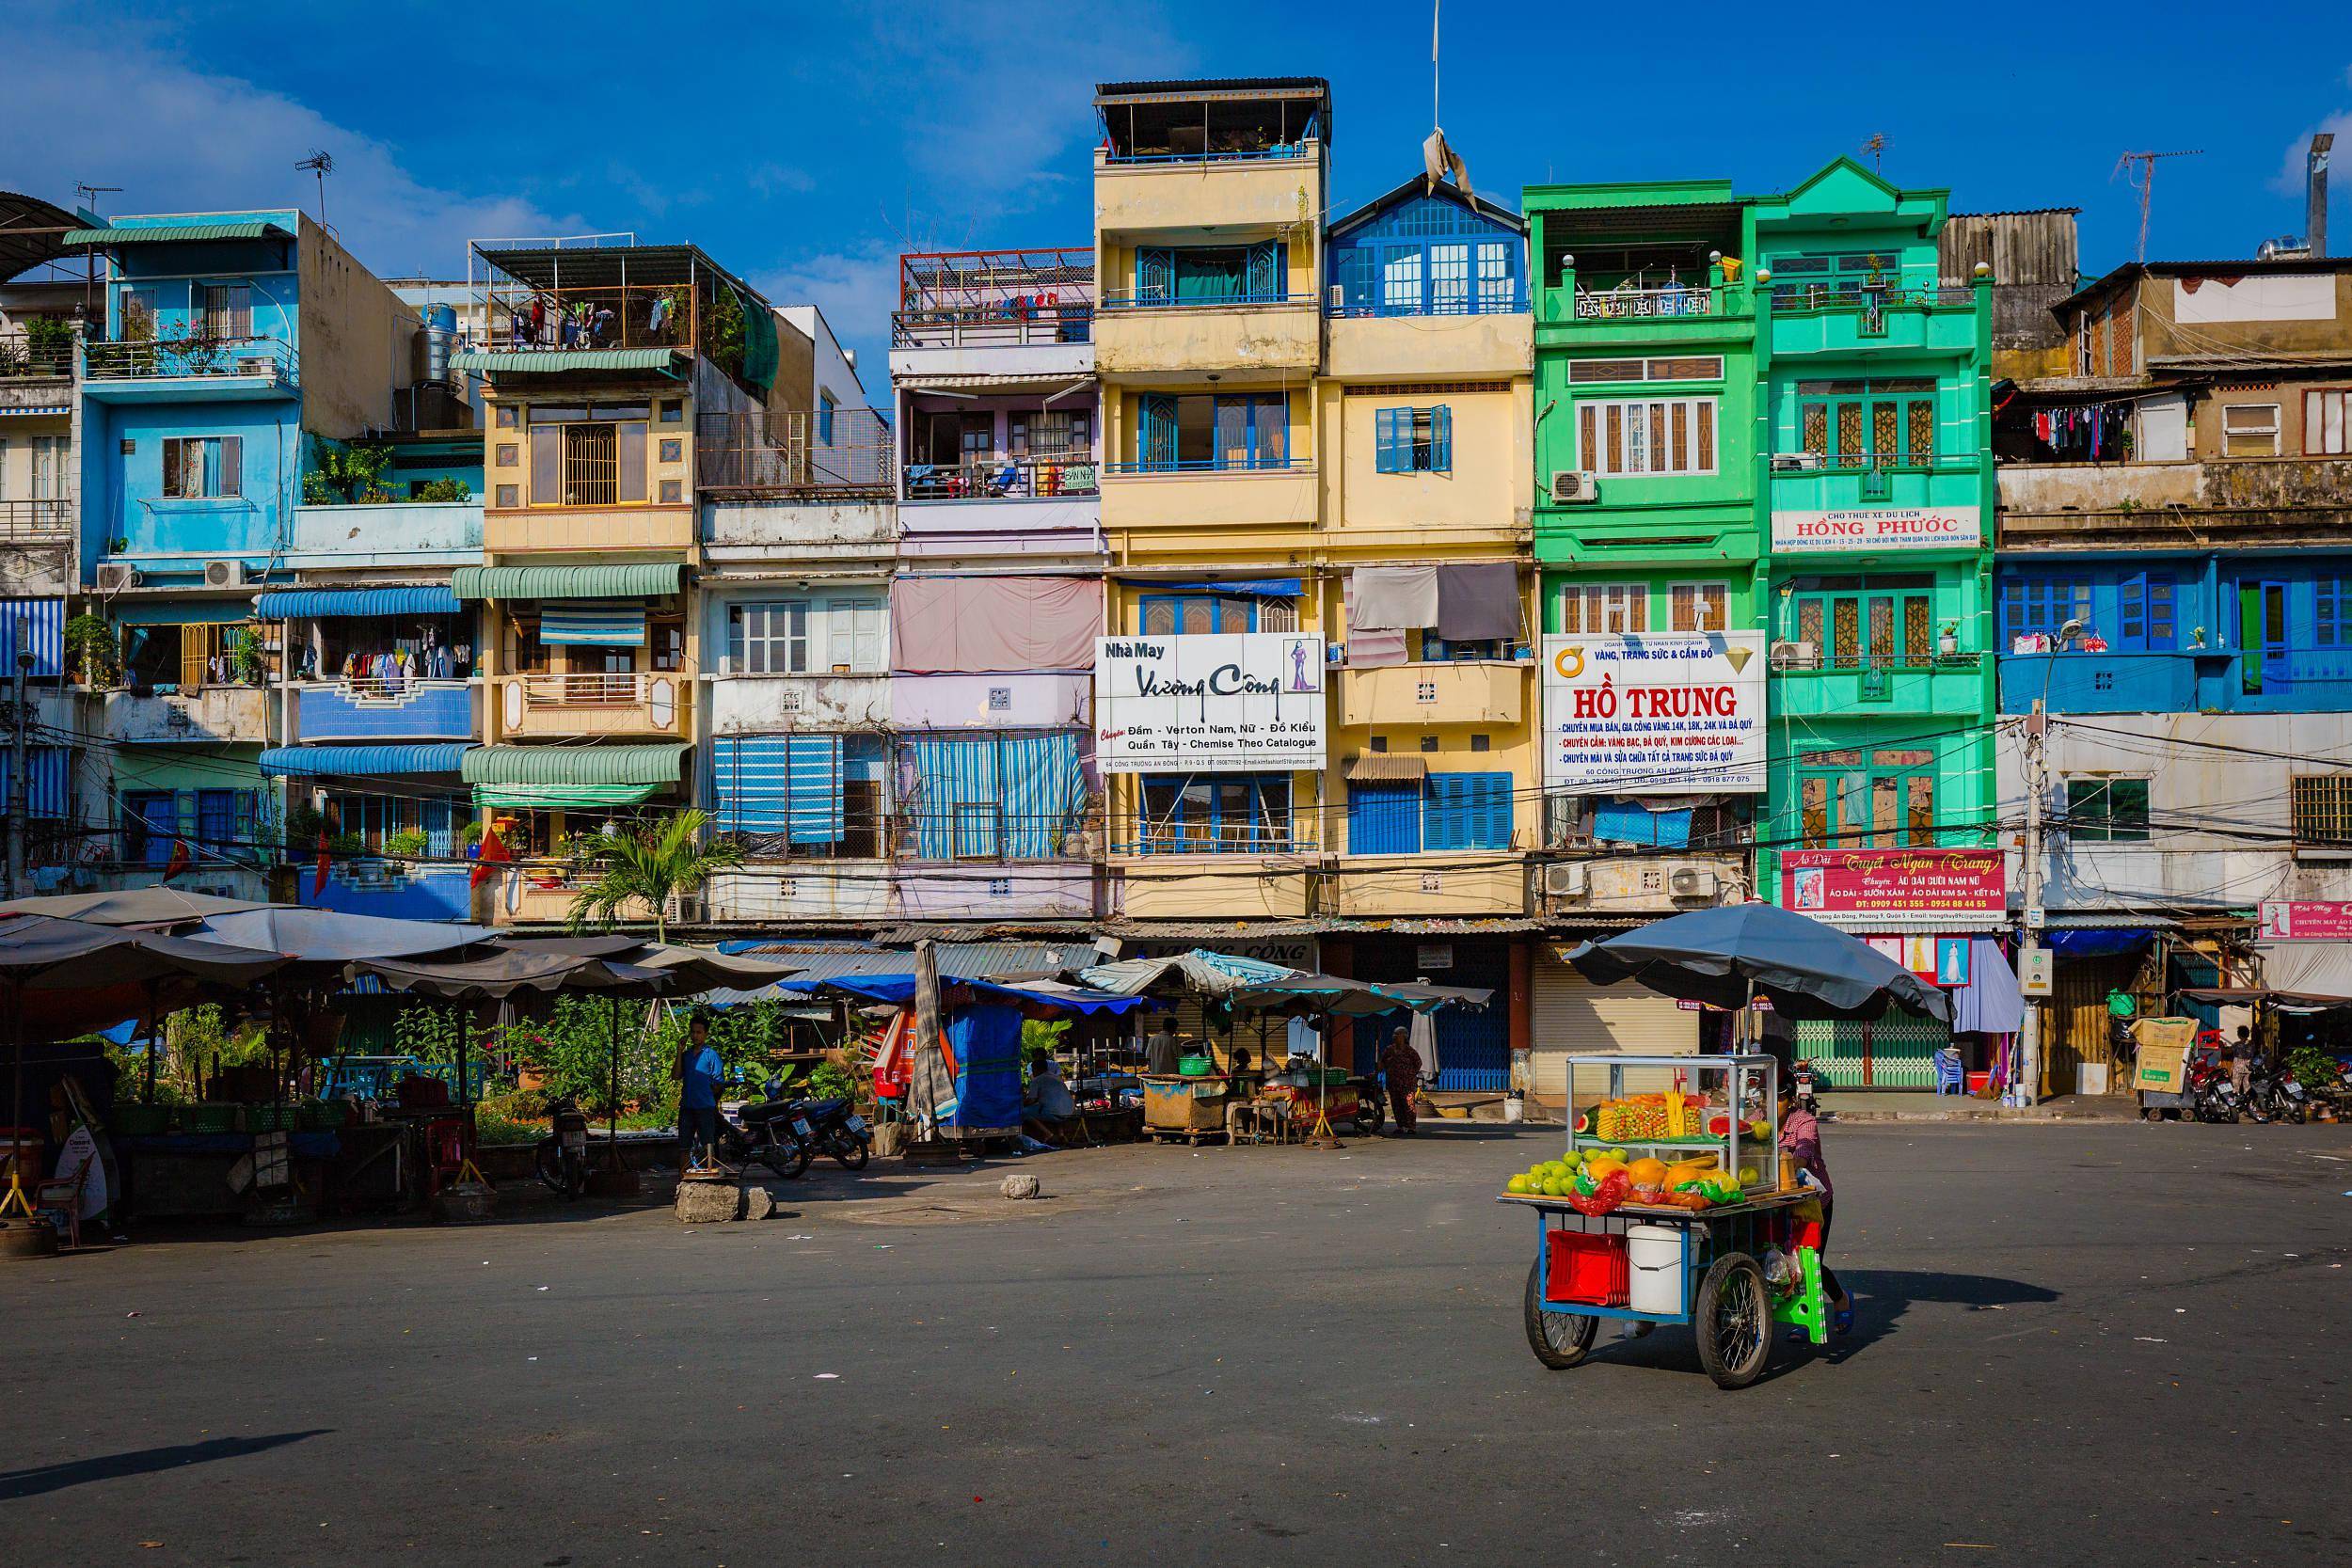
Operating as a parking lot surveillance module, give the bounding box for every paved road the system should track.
[7,1121,2350,1566]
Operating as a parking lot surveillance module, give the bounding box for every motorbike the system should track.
[1792,1058,1823,1117]
[2186,1053,2242,1123]
[2249,1066,2310,1125]
[720,1088,815,1180]
[790,1091,875,1170]
[533,1094,592,1200]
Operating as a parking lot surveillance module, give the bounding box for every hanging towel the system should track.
[1346,628,1408,667]
[1347,566,1438,631]
[1434,562,1520,641]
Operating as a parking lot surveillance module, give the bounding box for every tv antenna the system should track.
[295,150,336,230]
[72,182,122,216]
[2113,149,2201,261]
[1861,133,1887,174]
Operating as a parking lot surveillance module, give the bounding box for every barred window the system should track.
[2291,774,2352,847]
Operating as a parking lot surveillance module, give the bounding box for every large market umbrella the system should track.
[195,907,490,967]
[0,888,272,928]
[1566,902,1950,1023]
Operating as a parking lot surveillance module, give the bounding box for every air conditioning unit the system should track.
[1549,469,1601,504]
[1327,642,1346,666]
[1543,862,1589,899]
[1669,867,1720,900]
[95,562,141,594]
[1769,640,1820,671]
[1326,283,1347,312]
[203,559,248,589]
[1770,451,1822,471]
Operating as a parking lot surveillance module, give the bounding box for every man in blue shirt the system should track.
[674,1011,728,1173]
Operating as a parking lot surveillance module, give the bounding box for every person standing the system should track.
[1144,1016,1182,1078]
[1379,1024,1422,1135]
[673,1011,727,1174]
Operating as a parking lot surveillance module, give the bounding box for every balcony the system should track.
[494,672,690,739]
[1765,285,1982,359]
[0,341,73,382]
[1095,143,1322,237]
[1098,460,1317,541]
[1539,852,1750,915]
[1339,661,1527,727]
[903,455,1099,502]
[889,246,1095,384]
[286,499,482,568]
[1535,280,1756,347]
[302,862,476,923]
[697,406,893,499]
[1997,648,2352,717]
[893,863,1099,922]
[704,863,893,923]
[0,499,72,541]
[708,672,889,733]
[98,684,271,743]
[485,504,695,554]
[1094,295,1318,380]
[295,678,477,741]
[897,458,1102,562]
[1772,653,1991,719]
[82,334,297,401]
[1326,307,1530,381]
[1997,458,2352,551]
[1326,853,1526,917]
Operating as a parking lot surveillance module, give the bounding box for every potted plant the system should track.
[1938,620,1961,660]
[64,613,119,689]
[384,828,430,863]
[228,626,269,687]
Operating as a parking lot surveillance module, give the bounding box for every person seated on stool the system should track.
[1023,1051,1080,1148]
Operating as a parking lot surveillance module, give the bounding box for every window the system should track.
[495,443,517,467]
[1328,198,1522,317]
[2065,778,2150,843]
[1999,578,2093,645]
[1139,593,1290,634]
[161,436,241,499]
[658,400,682,424]
[2116,574,2175,650]
[1135,242,1285,305]
[202,283,251,339]
[30,435,66,499]
[659,479,683,504]
[728,602,809,673]
[1422,634,1511,661]
[2222,403,2280,458]
[1138,774,1294,852]
[2304,389,2349,455]
[1011,408,1092,456]
[495,483,519,509]
[495,404,519,429]
[2320,578,2352,647]
[821,597,883,671]
[119,288,155,341]
[1576,397,1715,475]
[818,393,836,445]
[122,791,177,866]
[1768,251,1899,310]
[1794,379,1938,467]
[2293,774,2352,847]
[527,403,647,505]
[1375,406,1451,473]
[1424,771,1513,850]
[1558,582,1646,634]
[1565,356,1724,385]
[1135,393,1286,471]
[1669,582,1727,633]
[659,437,682,464]
[1790,578,1934,671]
[1798,747,1938,848]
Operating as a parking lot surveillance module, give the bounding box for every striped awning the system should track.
[448,348,682,375]
[259,744,471,778]
[0,598,63,680]
[461,744,686,786]
[0,404,70,418]
[452,563,681,601]
[63,220,292,245]
[541,601,647,645]
[1345,753,1426,782]
[253,585,463,619]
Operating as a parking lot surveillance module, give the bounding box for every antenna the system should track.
[295,150,336,230]
[1861,133,1886,175]
[72,182,122,216]
[2112,149,2201,262]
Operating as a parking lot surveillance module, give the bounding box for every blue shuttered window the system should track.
[1348,781,1422,854]
[1375,408,1404,474]
[1139,394,1178,469]
[1327,193,1525,316]
[1375,406,1453,474]
[1136,248,1174,304]
[1432,405,1453,470]
[1423,771,1513,850]
[1245,240,1281,299]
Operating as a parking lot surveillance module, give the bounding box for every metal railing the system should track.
[1770,450,1979,472]
[1116,826,1316,856]
[1099,289,1305,311]
[317,673,472,701]
[1570,286,1716,320]
[1103,143,1313,166]
[1768,283,1975,312]
[697,406,894,496]
[85,334,296,382]
[902,455,1100,499]
[1327,287,1528,318]
[1100,453,1301,476]
[891,307,1093,348]
[487,283,693,352]
[0,341,73,378]
[508,672,675,708]
[0,499,72,538]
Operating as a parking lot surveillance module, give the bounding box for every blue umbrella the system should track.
[1566,903,1950,1023]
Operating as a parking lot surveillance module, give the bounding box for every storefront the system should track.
[1527,941,1696,1113]
[1347,934,1516,1091]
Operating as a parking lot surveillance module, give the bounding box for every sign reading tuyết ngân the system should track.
[1770,506,1982,552]
[1540,632,1766,794]
[1094,633,1327,773]
[1780,847,2006,914]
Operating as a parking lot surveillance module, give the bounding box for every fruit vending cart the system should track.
[1498,1053,1831,1389]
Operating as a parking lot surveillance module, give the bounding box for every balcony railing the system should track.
[1099,454,1302,477]
[1767,283,1976,313]
[1771,450,1980,473]
[1104,143,1312,166]
[496,671,690,737]
[0,341,73,378]
[891,307,1093,349]
[85,334,296,382]
[1099,289,1304,311]
[1327,287,1528,319]
[1571,286,1716,320]
[697,406,893,497]
[486,283,693,353]
[513,672,667,707]
[0,499,72,539]
[902,454,1100,499]
[1115,823,1317,856]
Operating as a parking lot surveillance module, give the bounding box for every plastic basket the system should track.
[111,1104,172,1136]
[245,1105,299,1133]
[181,1104,242,1134]
[1546,1229,1629,1308]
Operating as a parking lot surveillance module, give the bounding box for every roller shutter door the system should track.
[1529,943,1695,1107]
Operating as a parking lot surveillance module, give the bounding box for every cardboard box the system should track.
[2130,1017,2199,1092]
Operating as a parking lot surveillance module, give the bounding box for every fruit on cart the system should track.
[1707,1113,1732,1136]
[1566,1170,1629,1216]
[1663,1155,1720,1187]
[1505,1175,1530,1194]
[1665,1189,1712,1211]
[1582,1156,1627,1183]
[1738,1164,1760,1186]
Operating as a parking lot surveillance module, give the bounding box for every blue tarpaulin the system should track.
[2046,927,2156,958]
[946,1003,1025,1135]
[252,586,462,619]
[1593,798,1692,848]
[1153,578,1302,597]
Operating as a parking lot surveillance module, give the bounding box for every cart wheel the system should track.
[1694,1252,1772,1389]
[1353,1098,1385,1137]
[1522,1259,1600,1370]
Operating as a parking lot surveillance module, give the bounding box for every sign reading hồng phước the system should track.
[1094,633,1326,773]
[1771,506,1982,552]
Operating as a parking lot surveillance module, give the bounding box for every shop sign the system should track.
[1539,632,1766,794]
[1094,633,1326,773]
[2258,900,2352,941]
[1782,847,2005,914]
[1131,936,1319,973]
[2018,948,2054,997]
[1770,506,1982,553]
[1415,942,1454,972]
[1677,996,1772,1011]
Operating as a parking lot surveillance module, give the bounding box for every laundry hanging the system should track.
[541,601,649,646]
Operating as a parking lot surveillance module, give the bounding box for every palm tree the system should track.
[565,810,744,942]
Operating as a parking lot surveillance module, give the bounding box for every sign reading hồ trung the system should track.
[1094,633,1326,773]
[1539,632,1766,794]
[1770,506,1982,552]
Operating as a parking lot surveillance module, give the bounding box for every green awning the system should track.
[63,221,290,245]
[475,783,662,809]
[462,744,688,787]
[452,563,682,601]
[448,348,683,375]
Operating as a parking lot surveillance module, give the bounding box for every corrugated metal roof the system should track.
[452,563,680,601]
[64,221,289,245]
[1096,76,1329,100]
[260,744,470,778]
[461,743,688,785]
[253,585,461,619]
[712,941,1096,1001]
[1345,753,1426,782]
[448,347,682,374]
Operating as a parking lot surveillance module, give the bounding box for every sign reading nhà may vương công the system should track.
[1094,634,1326,773]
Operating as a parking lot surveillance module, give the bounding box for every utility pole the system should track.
[6,619,31,900]
[2113,150,2202,262]
[2017,699,2047,1105]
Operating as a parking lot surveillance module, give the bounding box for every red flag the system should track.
[161,839,191,883]
[312,830,331,900]
[469,819,512,889]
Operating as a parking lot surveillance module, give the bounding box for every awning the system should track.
[253,585,462,619]
[2045,927,2158,958]
[899,371,1089,391]
[453,563,681,601]
[541,601,647,646]
[259,744,471,778]
[63,220,291,245]
[463,744,686,809]
[1345,753,1426,782]
[116,601,254,626]
[0,404,70,418]
[448,348,683,375]
[1148,578,1303,597]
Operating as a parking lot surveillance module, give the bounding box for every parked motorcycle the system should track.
[2186,1053,2242,1123]
[533,1094,592,1200]
[2249,1066,2310,1125]
[1792,1058,1823,1117]
[720,1089,815,1180]
[791,1092,874,1170]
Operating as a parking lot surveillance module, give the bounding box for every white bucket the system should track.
[1626,1224,1686,1317]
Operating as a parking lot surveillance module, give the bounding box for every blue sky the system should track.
[8,1,2348,392]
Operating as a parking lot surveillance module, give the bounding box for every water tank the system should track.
[423,303,455,385]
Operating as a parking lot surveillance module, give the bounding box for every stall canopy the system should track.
[192,908,487,973]
[461,744,687,808]
[252,586,463,619]
[348,950,678,1000]
[451,563,683,602]
[0,888,269,928]
[259,743,472,778]
[490,934,800,994]
[1078,947,1296,998]
[1568,903,1950,1022]
[816,973,1141,1017]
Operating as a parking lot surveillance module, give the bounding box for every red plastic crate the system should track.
[1545,1230,1629,1307]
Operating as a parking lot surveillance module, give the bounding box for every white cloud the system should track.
[755,242,904,389]
[0,25,580,279]
[2274,109,2352,200]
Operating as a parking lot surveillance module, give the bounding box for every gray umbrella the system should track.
[1566,903,1950,1023]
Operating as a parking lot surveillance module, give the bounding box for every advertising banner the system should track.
[1539,633,1766,794]
[1094,633,1326,773]
[2258,901,2352,941]
[1771,506,1982,553]
[1780,847,2006,914]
